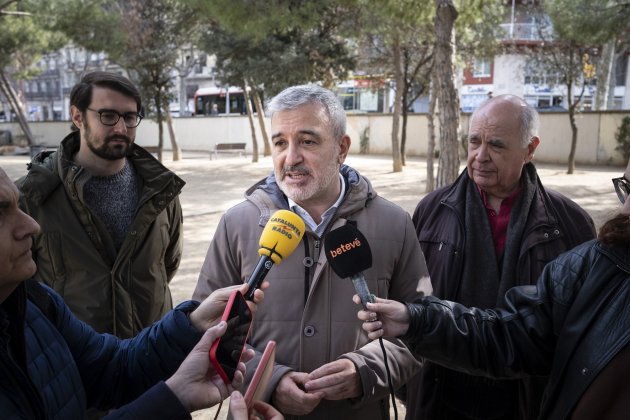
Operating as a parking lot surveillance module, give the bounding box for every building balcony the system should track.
[499,23,553,42]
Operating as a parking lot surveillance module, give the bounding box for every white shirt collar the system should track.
[288,173,345,237]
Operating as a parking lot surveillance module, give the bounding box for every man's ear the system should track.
[70,105,84,130]
[338,135,351,164]
[525,136,540,162]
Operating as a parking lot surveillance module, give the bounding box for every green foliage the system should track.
[193,0,356,95]
[615,116,630,162]
[184,0,357,41]
[0,1,65,75]
[545,0,630,45]
[455,0,505,61]
[35,0,125,54]
[33,0,200,120]
[113,0,191,117]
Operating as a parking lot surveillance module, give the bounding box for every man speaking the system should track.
[193,84,431,420]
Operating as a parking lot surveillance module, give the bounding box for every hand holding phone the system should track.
[209,290,253,384]
[244,340,276,411]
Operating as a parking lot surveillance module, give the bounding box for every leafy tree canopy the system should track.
[0,1,65,75]
[192,0,356,94]
[545,0,630,45]
[35,0,125,54]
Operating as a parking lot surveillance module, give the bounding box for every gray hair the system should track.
[470,95,539,147]
[267,84,346,140]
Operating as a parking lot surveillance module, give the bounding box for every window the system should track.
[472,59,491,77]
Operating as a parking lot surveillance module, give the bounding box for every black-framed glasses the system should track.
[86,107,143,128]
[612,175,630,204]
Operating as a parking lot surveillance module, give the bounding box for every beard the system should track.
[84,118,132,161]
[277,159,340,204]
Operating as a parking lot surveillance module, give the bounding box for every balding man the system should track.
[405,95,596,420]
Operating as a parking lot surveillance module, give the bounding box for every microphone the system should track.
[244,210,305,300]
[324,223,375,309]
[325,224,399,420]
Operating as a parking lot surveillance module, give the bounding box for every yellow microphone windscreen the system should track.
[258,210,305,264]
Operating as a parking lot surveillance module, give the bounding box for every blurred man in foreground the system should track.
[0,166,273,418]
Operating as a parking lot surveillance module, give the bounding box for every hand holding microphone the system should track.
[324,223,401,420]
[244,210,305,300]
[324,223,375,309]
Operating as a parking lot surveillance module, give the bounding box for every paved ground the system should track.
[1,151,624,418]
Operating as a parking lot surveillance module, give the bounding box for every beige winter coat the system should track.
[194,165,429,420]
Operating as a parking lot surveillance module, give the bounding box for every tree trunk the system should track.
[179,71,188,116]
[567,107,578,174]
[594,40,615,111]
[566,78,577,174]
[252,87,270,156]
[401,107,408,166]
[434,0,460,187]
[165,107,181,161]
[564,43,590,175]
[391,35,403,173]
[243,82,259,163]
[156,94,164,162]
[0,70,34,145]
[426,74,437,193]
[400,50,410,167]
[567,76,588,175]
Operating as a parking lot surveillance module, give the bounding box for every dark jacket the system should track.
[402,240,630,420]
[409,166,596,419]
[0,280,202,419]
[16,132,185,338]
[193,165,430,420]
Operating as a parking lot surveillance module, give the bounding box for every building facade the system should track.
[460,0,629,112]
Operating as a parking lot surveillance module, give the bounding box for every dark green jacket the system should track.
[16,132,185,338]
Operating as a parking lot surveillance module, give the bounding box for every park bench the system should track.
[212,142,247,159]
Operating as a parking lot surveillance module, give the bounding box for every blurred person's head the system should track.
[0,168,40,302]
[598,158,630,246]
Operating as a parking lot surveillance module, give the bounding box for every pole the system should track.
[510,0,516,39]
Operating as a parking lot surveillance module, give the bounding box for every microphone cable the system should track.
[379,337,398,420]
[323,222,399,419]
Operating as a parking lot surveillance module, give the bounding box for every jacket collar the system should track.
[441,163,558,227]
[597,242,630,272]
[245,164,376,226]
[20,131,185,206]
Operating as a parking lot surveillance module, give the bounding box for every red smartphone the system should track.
[244,340,276,411]
[209,290,253,384]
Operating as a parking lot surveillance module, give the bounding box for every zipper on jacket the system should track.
[302,235,310,307]
[313,239,321,267]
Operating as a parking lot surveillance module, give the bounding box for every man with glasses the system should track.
[358,157,630,420]
[16,71,185,340]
